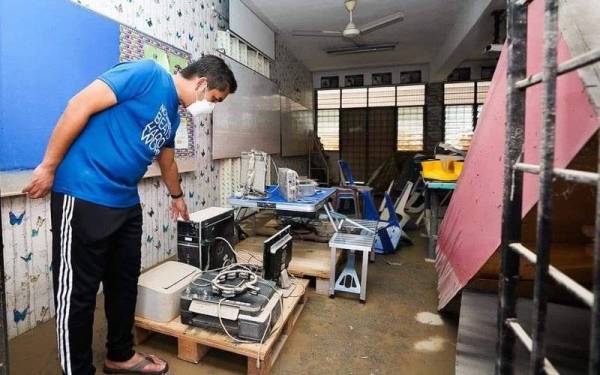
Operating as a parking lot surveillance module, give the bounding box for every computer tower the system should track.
[177,207,236,270]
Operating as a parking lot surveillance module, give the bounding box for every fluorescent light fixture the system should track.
[326,43,397,55]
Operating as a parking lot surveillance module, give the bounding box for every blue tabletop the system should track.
[425,181,457,190]
[228,186,336,212]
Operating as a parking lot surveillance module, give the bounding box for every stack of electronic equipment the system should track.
[136,207,295,344]
[180,224,293,342]
[278,167,318,202]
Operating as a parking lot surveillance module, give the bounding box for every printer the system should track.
[180,268,282,341]
[136,261,201,322]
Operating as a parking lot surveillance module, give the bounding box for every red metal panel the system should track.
[436,0,599,309]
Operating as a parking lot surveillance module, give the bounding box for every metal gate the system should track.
[498,0,600,374]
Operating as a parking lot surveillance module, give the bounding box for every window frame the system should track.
[442,80,491,149]
[314,83,427,154]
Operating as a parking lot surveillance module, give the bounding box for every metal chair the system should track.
[324,203,377,302]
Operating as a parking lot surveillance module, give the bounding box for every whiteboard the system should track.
[213,56,281,159]
[229,0,275,59]
[280,96,313,157]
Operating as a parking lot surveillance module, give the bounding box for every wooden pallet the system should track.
[134,279,309,375]
[235,236,339,295]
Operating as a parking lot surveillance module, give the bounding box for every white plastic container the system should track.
[298,179,318,197]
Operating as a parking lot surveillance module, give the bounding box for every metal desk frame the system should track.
[424,181,456,260]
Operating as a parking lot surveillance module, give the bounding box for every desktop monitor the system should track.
[263,225,293,288]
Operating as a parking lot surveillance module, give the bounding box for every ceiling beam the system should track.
[429,0,503,82]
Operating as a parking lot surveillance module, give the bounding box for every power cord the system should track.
[214,236,239,263]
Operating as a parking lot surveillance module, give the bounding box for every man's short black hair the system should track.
[180,55,237,94]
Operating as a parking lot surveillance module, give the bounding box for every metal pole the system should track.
[590,58,600,375]
[497,0,528,373]
[530,0,558,372]
[0,191,10,374]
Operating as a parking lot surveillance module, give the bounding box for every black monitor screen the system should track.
[263,225,293,281]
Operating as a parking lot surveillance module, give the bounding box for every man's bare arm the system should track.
[23,80,117,198]
[157,148,189,220]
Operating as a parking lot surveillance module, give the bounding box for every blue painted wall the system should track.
[0,0,120,171]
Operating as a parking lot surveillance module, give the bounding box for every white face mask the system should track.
[186,85,216,116]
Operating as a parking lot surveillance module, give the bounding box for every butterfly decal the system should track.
[188,192,194,199]
[188,34,194,42]
[177,9,182,17]
[147,208,155,217]
[176,31,182,39]
[154,241,162,251]
[166,248,173,255]
[9,211,25,226]
[13,306,29,323]
[30,274,40,283]
[209,25,214,32]
[210,165,215,172]
[32,216,45,237]
[200,170,205,177]
[115,4,123,13]
[201,150,206,157]
[20,253,33,263]
[199,121,205,127]
[146,18,153,27]
[162,224,169,233]
[39,306,50,322]
[201,199,206,206]
[153,180,160,189]
[146,235,154,243]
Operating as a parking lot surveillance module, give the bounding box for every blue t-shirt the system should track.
[53,60,180,208]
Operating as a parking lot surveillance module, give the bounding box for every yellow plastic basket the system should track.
[421,160,463,181]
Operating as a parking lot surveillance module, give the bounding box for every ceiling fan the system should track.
[292,0,404,49]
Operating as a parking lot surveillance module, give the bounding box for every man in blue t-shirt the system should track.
[23,55,236,375]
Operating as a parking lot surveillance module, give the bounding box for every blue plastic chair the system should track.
[338,160,364,186]
[338,160,373,218]
[363,192,402,254]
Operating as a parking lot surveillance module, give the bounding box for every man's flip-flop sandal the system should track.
[103,353,169,374]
